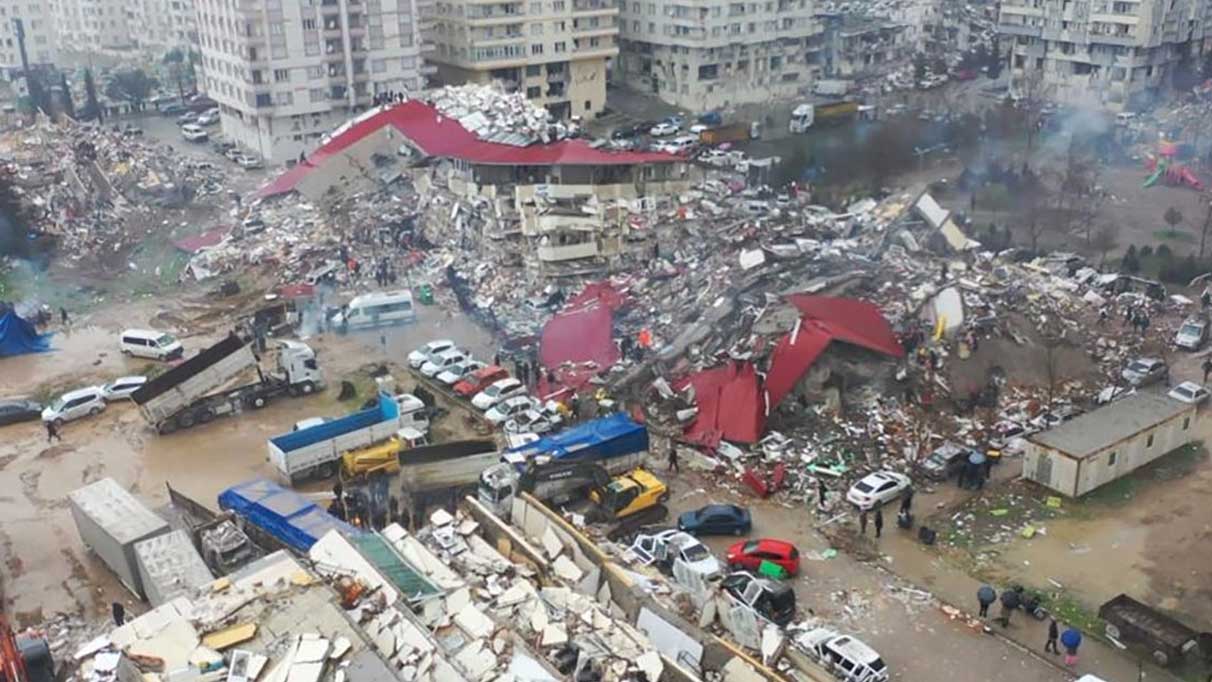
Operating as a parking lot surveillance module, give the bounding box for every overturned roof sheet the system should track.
[539,302,619,370]
[259,101,680,198]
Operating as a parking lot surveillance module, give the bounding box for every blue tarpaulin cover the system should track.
[0,310,51,357]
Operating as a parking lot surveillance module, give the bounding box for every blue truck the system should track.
[478,413,650,517]
[218,478,361,554]
[267,392,429,484]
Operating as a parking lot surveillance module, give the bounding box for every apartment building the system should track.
[50,0,134,50]
[0,2,58,66]
[817,14,911,79]
[999,0,1210,110]
[614,0,822,110]
[428,0,618,119]
[196,0,431,163]
[128,0,199,51]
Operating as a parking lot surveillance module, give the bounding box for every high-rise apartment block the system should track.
[195,0,431,162]
[427,0,618,119]
[0,1,58,66]
[50,0,133,50]
[128,0,200,51]
[999,0,1210,109]
[613,0,821,110]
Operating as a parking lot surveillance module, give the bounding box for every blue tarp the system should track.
[506,412,648,462]
[218,478,361,553]
[0,310,51,357]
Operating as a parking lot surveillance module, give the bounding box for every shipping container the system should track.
[68,478,171,598]
[134,529,214,607]
[218,478,362,553]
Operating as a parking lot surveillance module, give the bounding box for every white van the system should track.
[120,329,184,361]
[181,124,208,142]
[333,290,416,331]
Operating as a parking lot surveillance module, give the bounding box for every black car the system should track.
[720,571,797,626]
[611,125,639,140]
[0,399,43,426]
[160,103,188,116]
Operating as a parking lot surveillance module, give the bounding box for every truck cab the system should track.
[789,104,815,133]
[276,340,325,394]
[478,462,520,517]
[590,468,667,519]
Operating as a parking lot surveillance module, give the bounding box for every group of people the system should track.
[850,487,913,540]
[977,585,1084,666]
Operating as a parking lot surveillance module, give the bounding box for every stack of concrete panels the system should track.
[134,530,215,607]
[68,478,171,598]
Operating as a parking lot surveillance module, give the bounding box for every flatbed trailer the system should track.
[1098,593,1212,666]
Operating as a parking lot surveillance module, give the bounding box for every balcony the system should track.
[537,240,598,261]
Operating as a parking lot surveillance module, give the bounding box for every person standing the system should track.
[46,420,61,443]
[977,585,996,618]
[1061,628,1082,666]
[667,448,680,473]
[1045,618,1060,654]
[60,307,69,325]
[817,480,827,508]
[112,601,125,626]
[859,509,868,535]
[900,488,914,514]
[874,507,884,538]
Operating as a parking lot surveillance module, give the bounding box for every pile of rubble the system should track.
[431,84,575,146]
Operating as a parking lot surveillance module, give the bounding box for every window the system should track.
[1146,434,1154,447]
[372,59,386,72]
[584,99,591,110]
[307,65,324,78]
[554,40,565,52]
[526,64,542,76]
[273,68,290,82]
[1108,451,1117,465]
[531,43,543,54]
[526,85,541,97]
[531,22,543,34]
[303,18,317,29]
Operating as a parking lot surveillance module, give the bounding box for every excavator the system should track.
[0,616,53,682]
[339,428,429,480]
[588,468,670,540]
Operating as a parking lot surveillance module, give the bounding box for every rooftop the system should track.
[1028,392,1193,459]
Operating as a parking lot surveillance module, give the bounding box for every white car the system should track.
[472,378,526,410]
[846,471,911,510]
[662,135,697,154]
[100,376,147,401]
[42,387,107,425]
[689,123,709,134]
[485,395,539,425]
[794,628,888,682]
[408,340,455,368]
[503,409,560,435]
[420,348,468,378]
[629,529,723,582]
[649,122,679,136]
[437,360,485,386]
[1169,381,1210,404]
[236,155,263,170]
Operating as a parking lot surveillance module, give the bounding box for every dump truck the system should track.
[395,439,500,515]
[164,482,259,575]
[218,478,362,554]
[268,392,428,485]
[131,333,326,434]
[68,478,171,599]
[789,101,860,133]
[699,122,758,146]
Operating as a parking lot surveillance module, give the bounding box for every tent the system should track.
[0,310,52,357]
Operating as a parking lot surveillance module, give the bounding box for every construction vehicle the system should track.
[588,468,669,540]
[165,482,259,575]
[0,617,53,682]
[789,101,859,133]
[268,393,428,484]
[132,333,325,434]
[478,448,647,519]
[339,427,429,480]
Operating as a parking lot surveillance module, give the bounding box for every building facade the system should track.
[196,0,431,163]
[0,2,58,67]
[128,0,199,52]
[614,0,822,110]
[999,0,1210,110]
[427,0,618,119]
[817,14,911,80]
[50,0,135,51]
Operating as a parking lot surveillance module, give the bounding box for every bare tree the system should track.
[1019,170,1053,252]
[1013,68,1055,153]
[1091,224,1119,267]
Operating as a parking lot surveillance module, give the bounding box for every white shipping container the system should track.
[134,530,214,607]
[68,478,170,598]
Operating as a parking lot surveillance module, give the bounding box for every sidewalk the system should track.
[855,507,1174,682]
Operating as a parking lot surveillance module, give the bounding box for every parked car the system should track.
[236,155,263,170]
[42,387,107,425]
[503,408,560,435]
[1174,316,1209,351]
[989,420,1035,455]
[420,348,468,378]
[610,125,640,140]
[408,339,456,368]
[657,135,697,154]
[181,124,209,143]
[176,111,198,125]
[725,538,800,576]
[485,395,538,425]
[793,628,889,682]
[0,398,43,426]
[917,442,971,481]
[454,365,509,398]
[100,376,148,401]
[649,122,679,136]
[1168,381,1209,405]
[720,571,797,626]
[120,329,184,361]
[160,103,188,116]
[472,378,526,410]
[846,471,911,510]
[1121,357,1168,387]
[630,529,723,582]
[437,360,486,386]
[677,504,752,536]
[196,109,220,126]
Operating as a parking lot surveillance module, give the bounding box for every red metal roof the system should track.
[172,225,231,253]
[258,100,680,198]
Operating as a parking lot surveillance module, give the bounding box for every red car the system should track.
[725,538,800,576]
[454,365,509,398]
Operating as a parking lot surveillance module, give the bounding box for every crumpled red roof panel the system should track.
[676,362,765,448]
[567,281,627,312]
[786,295,905,358]
[539,303,619,370]
[763,322,833,408]
[258,100,679,197]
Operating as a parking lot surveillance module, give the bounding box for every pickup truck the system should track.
[267,392,428,484]
[132,333,325,434]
